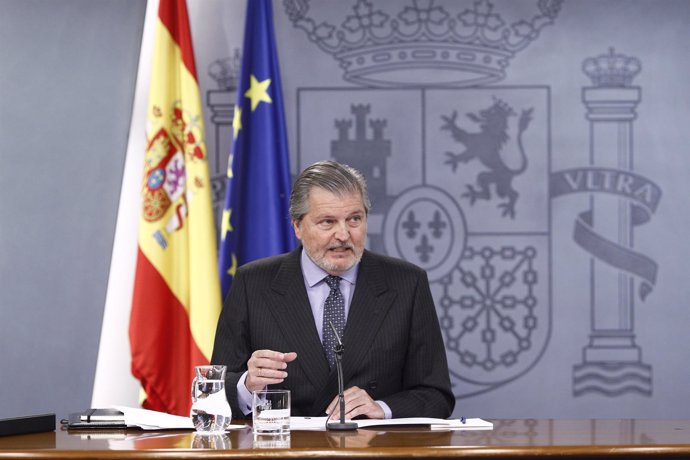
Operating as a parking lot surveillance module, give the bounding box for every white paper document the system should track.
[110,406,491,432]
[113,406,245,431]
[290,416,493,431]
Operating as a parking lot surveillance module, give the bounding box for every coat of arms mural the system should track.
[203,0,663,416]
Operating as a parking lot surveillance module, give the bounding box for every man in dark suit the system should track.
[212,160,454,419]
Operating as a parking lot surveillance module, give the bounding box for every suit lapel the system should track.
[342,252,396,381]
[263,248,331,392]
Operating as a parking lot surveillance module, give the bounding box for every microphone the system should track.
[327,320,357,431]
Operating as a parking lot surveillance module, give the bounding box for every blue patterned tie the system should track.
[322,275,345,369]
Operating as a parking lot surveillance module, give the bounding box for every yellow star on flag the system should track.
[244,75,272,111]
[232,105,242,139]
[221,208,233,240]
[227,253,238,278]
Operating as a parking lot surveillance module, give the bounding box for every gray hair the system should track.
[289,160,371,221]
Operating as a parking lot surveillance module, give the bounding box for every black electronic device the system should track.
[65,409,126,429]
[0,414,55,437]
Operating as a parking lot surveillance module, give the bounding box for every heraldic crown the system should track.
[208,49,242,90]
[283,0,563,87]
[582,47,641,88]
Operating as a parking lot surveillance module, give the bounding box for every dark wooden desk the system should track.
[2,419,690,459]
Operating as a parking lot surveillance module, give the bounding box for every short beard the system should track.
[305,244,363,275]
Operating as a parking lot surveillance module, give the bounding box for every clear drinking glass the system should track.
[190,365,232,434]
[252,389,290,436]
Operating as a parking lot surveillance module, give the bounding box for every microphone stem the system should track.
[335,352,346,424]
[326,320,357,430]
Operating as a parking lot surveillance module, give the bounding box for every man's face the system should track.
[293,187,367,276]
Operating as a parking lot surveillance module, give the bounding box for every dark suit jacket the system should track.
[211,247,455,418]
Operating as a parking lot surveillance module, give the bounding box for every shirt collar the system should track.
[300,248,359,288]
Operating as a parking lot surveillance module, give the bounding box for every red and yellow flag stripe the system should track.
[129,0,221,416]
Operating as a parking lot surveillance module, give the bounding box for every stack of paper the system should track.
[113,406,246,430]
[114,406,193,430]
[290,416,493,431]
[109,407,492,432]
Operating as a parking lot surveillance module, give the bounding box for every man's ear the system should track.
[292,219,302,240]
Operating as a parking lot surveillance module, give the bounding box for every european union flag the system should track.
[218,0,296,300]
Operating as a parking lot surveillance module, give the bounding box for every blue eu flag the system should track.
[218,0,296,300]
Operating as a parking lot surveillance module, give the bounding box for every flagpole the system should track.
[91,0,160,410]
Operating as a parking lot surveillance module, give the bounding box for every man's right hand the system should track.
[245,349,298,393]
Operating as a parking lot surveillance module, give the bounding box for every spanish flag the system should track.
[129,0,221,416]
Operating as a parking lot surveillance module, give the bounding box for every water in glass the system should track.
[252,389,290,435]
[190,365,232,434]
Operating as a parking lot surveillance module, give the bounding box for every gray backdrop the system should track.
[3,0,690,421]
[0,0,145,417]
